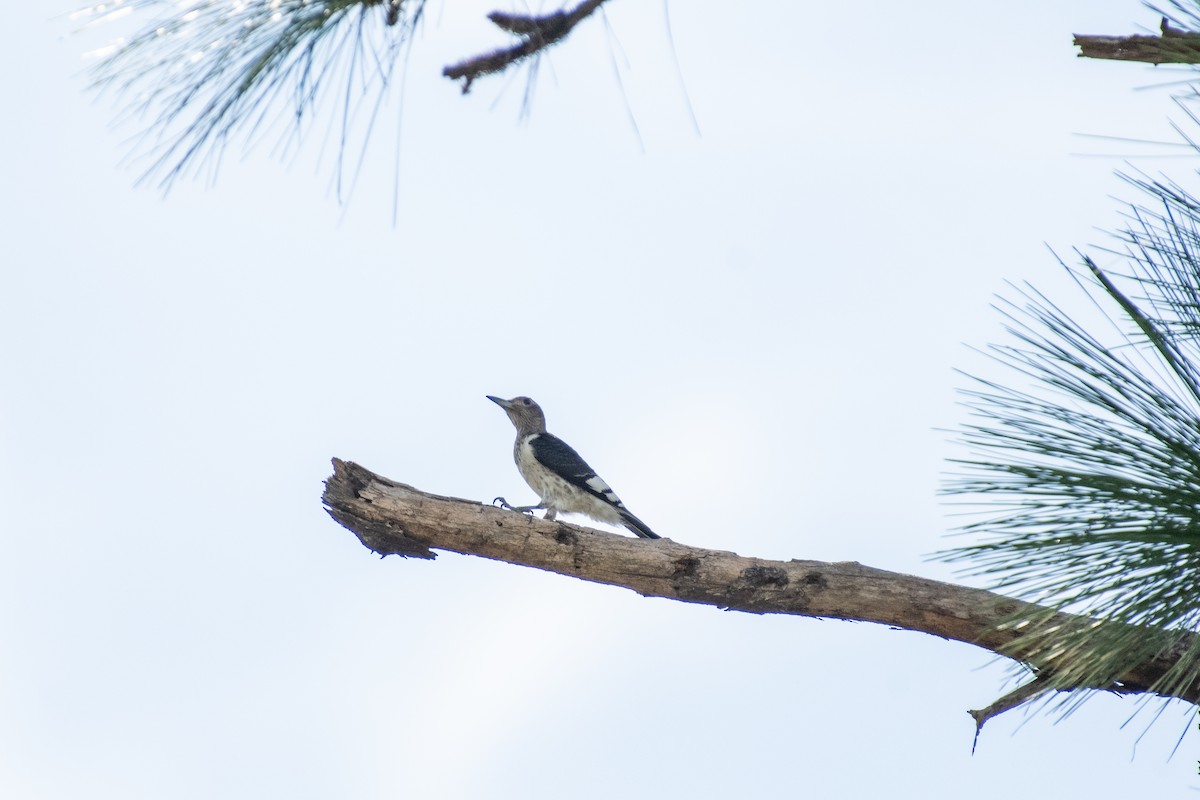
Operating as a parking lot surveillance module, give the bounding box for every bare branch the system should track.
[1074,17,1200,64]
[322,459,1200,721]
[969,678,1052,753]
[443,0,610,94]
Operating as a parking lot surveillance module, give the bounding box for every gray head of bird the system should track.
[487,395,547,434]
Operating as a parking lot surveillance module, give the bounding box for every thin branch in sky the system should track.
[443,0,609,94]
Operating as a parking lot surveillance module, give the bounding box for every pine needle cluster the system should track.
[941,174,1200,712]
[74,0,422,192]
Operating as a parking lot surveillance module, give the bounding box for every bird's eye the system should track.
[522,398,531,405]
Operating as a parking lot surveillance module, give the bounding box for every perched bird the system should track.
[487,395,660,539]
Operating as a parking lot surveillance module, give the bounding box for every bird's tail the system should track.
[619,509,660,539]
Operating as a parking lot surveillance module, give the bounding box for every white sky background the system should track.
[3,0,1200,796]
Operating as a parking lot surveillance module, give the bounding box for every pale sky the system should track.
[3,1,1200,797]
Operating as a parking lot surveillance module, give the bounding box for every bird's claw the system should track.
[493,497,539,515]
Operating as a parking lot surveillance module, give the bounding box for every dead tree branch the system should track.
[322,458,1200,728]
[968,678,1051,753]
[1075,17,1200,64]
[443,0,610,93]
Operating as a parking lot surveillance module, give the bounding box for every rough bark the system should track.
[1075,17,1200,64]
[322,458,1200,727]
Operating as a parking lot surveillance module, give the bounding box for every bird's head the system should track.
[487,395,547,434]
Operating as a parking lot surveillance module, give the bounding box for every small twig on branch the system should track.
[385,0,402,27]
[322,459,1200,724]
[969,678,1052,753]
[1074,17,1200,64]
[443,0,611,93]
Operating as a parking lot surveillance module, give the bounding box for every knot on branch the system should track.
[739,565,790,588]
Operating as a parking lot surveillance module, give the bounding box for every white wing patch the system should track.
[585,475,624,508]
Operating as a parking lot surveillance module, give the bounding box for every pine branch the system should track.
[80,0,426,193]
[78,0,614,189]
[322,458,1200,728]
[443,0,611,94]
[939,175,1200,719]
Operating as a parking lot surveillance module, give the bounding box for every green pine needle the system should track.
[940,174,1200,712]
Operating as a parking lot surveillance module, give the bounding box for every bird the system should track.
[486,395,661,539]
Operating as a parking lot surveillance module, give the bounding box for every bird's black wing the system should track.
[531,433,660,539]
[529,434,606,496]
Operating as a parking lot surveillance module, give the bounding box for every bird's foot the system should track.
[493,497,543,515]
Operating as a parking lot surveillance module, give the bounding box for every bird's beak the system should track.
[486,395,512,410]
